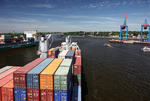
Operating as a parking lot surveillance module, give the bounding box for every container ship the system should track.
[0,35,82,101]
[0,31,39,50]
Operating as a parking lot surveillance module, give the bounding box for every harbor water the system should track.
[1,37,150,101]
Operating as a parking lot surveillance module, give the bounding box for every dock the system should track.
[109,39,150,45]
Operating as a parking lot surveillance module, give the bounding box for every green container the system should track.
[60,59,72,67]
[73,74,81,82]
[54,65,72,90]
[54,84,61,90]
[59,48,64,52]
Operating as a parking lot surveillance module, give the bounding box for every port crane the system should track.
[120,13,128,40]
[141,19,150,41]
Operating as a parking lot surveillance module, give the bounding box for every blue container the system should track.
[65,50,75,59]
[27,58,53,88]
[53,46,59,58]
[65,50,75,63]
[54,90,71,101]
[72,86,81,101]
[54,90,61,101]
[53,46,59,52]
[14,88,27,101]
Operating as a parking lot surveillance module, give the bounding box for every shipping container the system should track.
[72,46,76,50]
[0,66,13,74]
[14,58,45,88]
[71,86,81,101]
[48,48,55,58]
[27,58,53,89]
[40,89,53,101]
[51,46,59,58]
[54,59,73,91]
[65,50,75,60]
[73,74,81,86]
[60,59,73,68]
[0,67,20,80]
[40,58,63,90]
[0,72,21,101]
[54,67,72,91]
[73,56,81,74]
[75,49,81,56]
[2,80,14,101]
[58,50,69,59]
[54,90,71,101]
[27,88,39,101]
[14,88,26,101]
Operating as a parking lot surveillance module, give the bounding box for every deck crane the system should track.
[37,34,78,58]
[120,13,128,40]
[37,34,53,58]
[141,19,150,41]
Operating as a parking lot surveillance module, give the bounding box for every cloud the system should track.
[29,4,54,8]
[0,17,37,23]
[65,15,89,19]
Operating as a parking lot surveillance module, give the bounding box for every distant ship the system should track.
[0,31,38,50]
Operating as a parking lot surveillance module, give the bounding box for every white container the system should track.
[58,50,69,59]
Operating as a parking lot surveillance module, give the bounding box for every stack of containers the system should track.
[51,46,59,58]
[40,58,63,101]
[1,80,14,101]
[27,58,53,101]
[0,67,20,80]
[13,58,45,101]
[54,59,73,101]
[58,50,69,59]
[0,66,13,74]
[75,49,81,57]
[0,67,20,101]
[72,49,82,101]
[71,86,81,101]
[65,50,75,63]
[73,56,81,86]
[48,48,55,58]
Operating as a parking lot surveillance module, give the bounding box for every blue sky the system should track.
[0,0,150,32]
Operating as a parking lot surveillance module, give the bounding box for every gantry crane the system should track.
[141,19,150,41]
[120,13,128,40]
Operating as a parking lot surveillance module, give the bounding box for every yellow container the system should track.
[40,58,63,90]
[48,48,55,57]
[72,46,76,50]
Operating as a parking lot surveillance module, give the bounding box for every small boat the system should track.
[104,43,113,48]
[142,46,150,52]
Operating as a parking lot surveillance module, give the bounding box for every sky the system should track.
[0,0,150,32]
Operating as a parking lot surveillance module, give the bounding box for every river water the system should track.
[0,37,150,101]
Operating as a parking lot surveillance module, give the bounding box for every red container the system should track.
[0,67,20,80]
[75,49,81,56]
[2,80,14,101]
[27,88,39,101]
[40,89,53,101]
[73,56,81,74]
[0,73,15,101]
[14,58,45,88]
